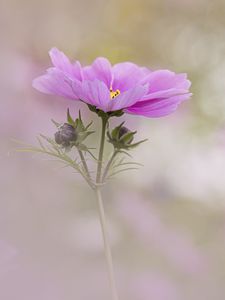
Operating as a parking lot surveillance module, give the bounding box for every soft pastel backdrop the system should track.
[1,0,225,299]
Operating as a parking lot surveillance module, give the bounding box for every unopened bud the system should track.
[107,123,138,150]
[118,126,134,144]
[54,123,77,147]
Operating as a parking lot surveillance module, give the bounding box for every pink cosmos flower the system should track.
[33,48,191,117]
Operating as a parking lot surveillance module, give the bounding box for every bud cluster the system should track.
[54,109,94,151]
[107,122,147,151]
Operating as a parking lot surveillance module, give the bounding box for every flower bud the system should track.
[107,122,139,150]
[54,123,77,147]
[52,109,95,152]
[107,122,147,150]
[118,126,134,144]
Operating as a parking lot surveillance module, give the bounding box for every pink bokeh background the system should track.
[1,0,225,299]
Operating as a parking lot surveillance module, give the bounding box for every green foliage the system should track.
[17,134,95,188]
[17,109,146,187]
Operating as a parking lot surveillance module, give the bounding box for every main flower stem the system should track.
[96,116,108,183]
[95,116,119,300]
[95,188,119,300]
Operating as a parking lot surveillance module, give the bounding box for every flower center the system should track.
[110,87,120,99]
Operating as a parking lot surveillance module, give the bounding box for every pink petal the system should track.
[49,47,82,81]
[126,94,191,117]
[112,62,150,92]
[109,85,148,111]
[142,88,189,101]
[79,80,111,111]
[141,70,191,93]
[83,57,112,88]
[32,68,79,100]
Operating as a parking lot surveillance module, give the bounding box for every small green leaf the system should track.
[85,121,93,130]
[128,139,148,148]
[112,161,143,169]
[37,136,46,150]
[117,150,132,157]
[111,122,125,140]
[108,167,139,178]
[67,108,75,126]
[51,119,61,128]
[119,131,136,144]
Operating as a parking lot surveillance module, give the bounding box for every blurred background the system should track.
[1,0,225,299]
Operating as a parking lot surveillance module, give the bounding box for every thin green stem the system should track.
[78,150,92,183]
[102,150,119,182]
[96,117,108,183]
[95,188,119,300]
[94,116,119,300]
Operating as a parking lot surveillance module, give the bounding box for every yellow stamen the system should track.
[110,87,120,99]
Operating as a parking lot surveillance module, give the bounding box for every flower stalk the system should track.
[96,116,109,184]
[95,115,119,300]
[95,188,119,300]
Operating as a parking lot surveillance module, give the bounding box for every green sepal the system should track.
[108,110,124,118]
[67,108,76,127]
[119,131,136,144]
[127,139,148,149]
[111,122,125,140]
[87,104,124,119]
[85,121,93,131]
